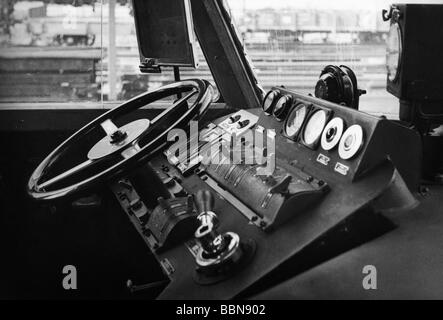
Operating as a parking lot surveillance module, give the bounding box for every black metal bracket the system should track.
[139,58,162,73]
[382,5,401,22]
[174,66,182,99]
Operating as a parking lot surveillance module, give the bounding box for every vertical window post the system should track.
[108,0,117,101]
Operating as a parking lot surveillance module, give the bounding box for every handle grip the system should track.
[194,189,215,214]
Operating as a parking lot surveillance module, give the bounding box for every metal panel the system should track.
[190,0,263,109]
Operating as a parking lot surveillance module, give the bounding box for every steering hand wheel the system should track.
[28,79,217,200]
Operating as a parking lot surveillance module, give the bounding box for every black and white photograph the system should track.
[1,0,443,304]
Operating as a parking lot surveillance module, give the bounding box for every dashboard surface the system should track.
[111,88,422,299]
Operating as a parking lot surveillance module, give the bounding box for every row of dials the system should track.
[262,90,364,160]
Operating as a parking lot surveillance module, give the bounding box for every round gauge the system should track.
[273,95,292,121]
[302,109,328,147]
[338,124,364,160]
[284,103,308,138]
[321,117,345,151]
[262,90,279,115]
[386,22,402,82]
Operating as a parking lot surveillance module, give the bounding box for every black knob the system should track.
[194,190,215,214]
[237,119,250,129]
[228,115,241,124]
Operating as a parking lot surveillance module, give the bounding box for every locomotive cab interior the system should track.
[1,0,443,300]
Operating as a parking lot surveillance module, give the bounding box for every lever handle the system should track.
[194,189,215,214]
[126,279,168,294]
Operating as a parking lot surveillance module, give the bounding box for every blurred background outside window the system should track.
[0,0,437,116]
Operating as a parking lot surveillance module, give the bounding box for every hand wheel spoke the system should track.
[100,119,120,136]
[39,158,106,190]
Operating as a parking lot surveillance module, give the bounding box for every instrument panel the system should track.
[111,86,421,299]
[263,88,364,161]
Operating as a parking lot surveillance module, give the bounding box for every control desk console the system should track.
[111,87,421,299]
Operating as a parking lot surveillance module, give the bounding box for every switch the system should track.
[237,119,250,129]
[228,115,241,124]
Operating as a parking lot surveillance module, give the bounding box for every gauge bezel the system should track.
[273,94,293,122]
[300,107,332,150]
[338,124,364,160]
[386,22,402,83]
[320,117,345,151]
[262,90,280,115]
[283,102,310,140]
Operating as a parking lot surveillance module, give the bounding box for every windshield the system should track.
[225,0,400,117]
[0,0,439,118]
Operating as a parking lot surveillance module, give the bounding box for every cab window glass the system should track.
[101,0,216,102]
[0,0,103,104]
[225,0,403,118]
[0,0,216,105]
[0,0,437,116]
[103,1,214,101]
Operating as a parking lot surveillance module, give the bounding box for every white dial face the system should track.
[387,23,402,81]
[303,109,327,146]
[321,117,345,151]
[338,124,364,160]
[285,105,307,137]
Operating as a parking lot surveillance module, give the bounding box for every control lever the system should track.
[194,190,222,256]
[126,279,168,294]
[192,190,256,285]
[194,189,219,228]
[195,189,214,213]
